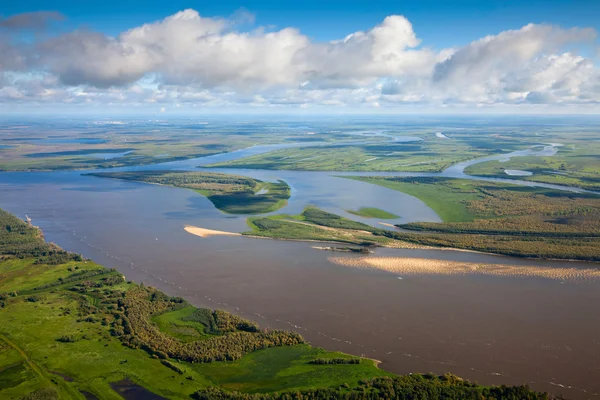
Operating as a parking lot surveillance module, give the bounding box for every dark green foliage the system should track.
[56,335,79,343]
[114,286,304,363]
[308,358,361,365]
[192,374,548,400]
[0,209,81,265]
[376,229,600,261]
[30,269,118,292]
[160,359,185,374]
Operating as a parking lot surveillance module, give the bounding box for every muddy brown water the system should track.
[0,149,599,399]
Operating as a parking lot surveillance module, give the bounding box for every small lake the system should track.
[505,169,533,176]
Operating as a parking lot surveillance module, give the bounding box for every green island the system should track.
[244,193,600,261]
[203,140,494,173]
[245,207,385,245]
[87,171,290,214]
[346,208,399,219]
[0,209,549,399]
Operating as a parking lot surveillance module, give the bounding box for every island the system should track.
[87,171,291,214]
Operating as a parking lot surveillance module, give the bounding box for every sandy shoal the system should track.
[184,225,241,238]
[328,256,600,282]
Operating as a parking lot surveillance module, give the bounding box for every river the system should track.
[1,138,599,399]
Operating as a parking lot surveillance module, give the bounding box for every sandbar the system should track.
[328,256,600,282]
[184,225,241,238]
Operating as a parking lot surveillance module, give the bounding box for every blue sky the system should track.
[1,0,600,113]
[5,0,600,46]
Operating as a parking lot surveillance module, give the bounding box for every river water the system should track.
[1,140,599,399]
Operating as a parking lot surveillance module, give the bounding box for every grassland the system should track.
[87,171,290,214]
[0,209,548,399]
[346,207,398,219]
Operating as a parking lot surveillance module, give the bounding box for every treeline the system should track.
[182,308,260,335]
[399,219,600,237]
[28,269,117,293]
[308,358,361,365]
[192,374,549,400]
[377,229,600,261]
[112,286,304,363]
[0,209,81,264]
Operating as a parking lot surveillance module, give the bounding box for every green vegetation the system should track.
[192,374,548,399]
[346,207,399,219]
[204,140,495,173]
[0,122,380,172]
[245,208,386,246]
[465,138,600,191]
[302,208,376,232]
[342,176,482,222]
[0,209,82,265]
[342,177,600,261]
[0,208,551,399]
[87,171,290,214]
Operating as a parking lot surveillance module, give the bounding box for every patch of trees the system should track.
[377,229,600,261]
[111,286,304,363]
[161,359,185,374]
[57,334,80,343]
[182,308,260,335]
[192,374,549,400]
[0,209,81,264]
[30,269,118,292]
[308,358,361,365]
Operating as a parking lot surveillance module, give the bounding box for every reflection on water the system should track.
[0,141,599,399]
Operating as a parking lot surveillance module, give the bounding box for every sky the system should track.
[1,0,600,114]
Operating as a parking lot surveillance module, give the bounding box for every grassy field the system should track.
[88,171,291,214]
[346,207,399,219]
[343,177,481,222]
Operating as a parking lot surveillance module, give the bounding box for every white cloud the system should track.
[0,9,599,110]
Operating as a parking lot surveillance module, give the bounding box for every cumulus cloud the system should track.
[0,9,599,110]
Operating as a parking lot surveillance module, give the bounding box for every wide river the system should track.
[1,141,599,399]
